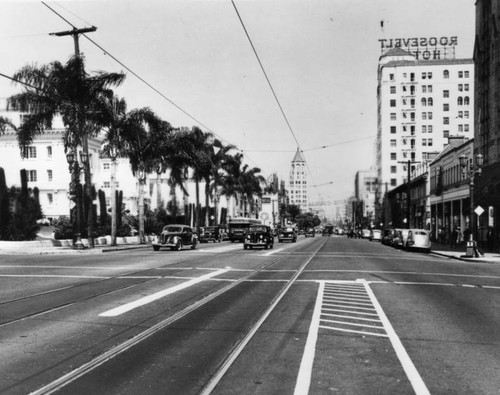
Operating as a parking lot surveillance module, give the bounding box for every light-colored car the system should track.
[361,229,371,239]
[369,229,382,242]
[406,229,431,252]
[393,228,410,249]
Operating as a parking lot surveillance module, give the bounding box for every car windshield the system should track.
[250,226,267,232]
[415,231,427,236]
[163,226,183,233]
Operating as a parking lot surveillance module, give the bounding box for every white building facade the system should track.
[376,47,474,195]
[288,148,308,212]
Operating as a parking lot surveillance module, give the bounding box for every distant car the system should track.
[244,225,274,250]
[361,229,371,239]
[369,229,382,242]
[406,229,431,252]
[305,228,315,237]
[393,228,410,249]
[36,218,51,226]
[381,228,396,246]
[152,224,198,251]
[279,227,297,243]
[199,226,222,243]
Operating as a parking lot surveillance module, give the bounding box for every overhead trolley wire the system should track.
[39,2,265,173]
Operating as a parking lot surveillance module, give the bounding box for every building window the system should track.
[403,151,408,158]
[410,112,415,121]
[428,72,432,79]
[390,113,396,120]
[390,99,396,107]
[428,112,433,120]
[391,166,397,173]
[47,193,53,205]
[390,86,396,94]
[427,85,433,93]
[103,163,110,170]
[464,124,469,132]
[390,126,396,134]
[428,138,433,146]
[422,112,427,120]
[444,130,450,138]
[428,125,433,133]
[422,139,427,146]
[28,170,37,182]
[391,152,397,160]
[464,70,469,78]
[422,125,427,133]
[458,111,463,118]
[464,84,469,91]
[391,179,397,186]
[443,70,449,79]
[422,72,427,79]
[443,103,449,111]
[458,97,463,106]
[389,73,395,81]
[459,71,463,78]
[47,146,52,158]
[103,181,110,188]
[390,139,397,147]
[443,117,449,125]
[458,84,463,91]
[464,111,469,118]
[422,86,427,93]
[47,169,52,182]
[464,96,470,105]
[443,90,449,98]
[23,146,37,159]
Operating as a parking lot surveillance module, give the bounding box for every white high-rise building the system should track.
[288,148,308,212]
[376,47,474,192]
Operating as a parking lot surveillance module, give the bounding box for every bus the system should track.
[228,217,262,242]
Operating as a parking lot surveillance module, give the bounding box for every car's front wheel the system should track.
[175,240,182,251]
[153,245,160,251]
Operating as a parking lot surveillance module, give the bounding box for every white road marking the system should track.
[261,247,285,256]
[294,281,324,395]
[197,244,243,253]
[99,268,230,317]
[360,279,430,395]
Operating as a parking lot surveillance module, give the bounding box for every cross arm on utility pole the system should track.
[49,26,97,57]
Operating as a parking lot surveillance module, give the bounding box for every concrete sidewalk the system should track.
[0,236,153,255]
[431,242,500,264]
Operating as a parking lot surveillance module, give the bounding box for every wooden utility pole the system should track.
[50,26,97,248]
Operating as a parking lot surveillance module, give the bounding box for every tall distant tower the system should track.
[289,148,308,212]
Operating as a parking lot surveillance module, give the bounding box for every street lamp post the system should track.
[109,146,118,246]
[459,153,484,258]
[66,150,88,250]
[137,165,146,244]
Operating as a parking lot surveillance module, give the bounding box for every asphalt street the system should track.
[1,235,499,394]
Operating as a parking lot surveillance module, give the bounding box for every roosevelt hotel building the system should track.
[376,47,474,192]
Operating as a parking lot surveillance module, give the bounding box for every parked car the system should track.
[381,228,395,245]
[279,227,297,243]
[305,228,316,237]
[244,225,274,250]
[152,224,198,251]
[199,226,222,243]
[369,229,382,242]
[361,229,371,239]
[406,229,431,252]
[393,228,410,249]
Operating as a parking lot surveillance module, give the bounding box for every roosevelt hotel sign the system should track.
[379,36,457,60]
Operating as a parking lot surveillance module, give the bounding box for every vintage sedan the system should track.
[199,226,222,243]
[406,229,432,252]
[305,228,316,237]
[279,227,297,243]
[152,224,198,251]
[369,229,382,242]
[244,225,274,250]
[393,228,410,249]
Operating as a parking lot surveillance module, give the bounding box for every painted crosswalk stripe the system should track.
[99,268,230,317]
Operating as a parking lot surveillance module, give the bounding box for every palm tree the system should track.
[219,152,243,218]
[8,56,125,247]
[238,164,265,218]
[0,117,15,135]
[121,108,170,244]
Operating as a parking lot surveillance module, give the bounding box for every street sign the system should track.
[474,206,485,216]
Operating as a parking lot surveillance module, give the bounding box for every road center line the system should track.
[99,268,230,317]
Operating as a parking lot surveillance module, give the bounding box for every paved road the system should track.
[1,236,499,394]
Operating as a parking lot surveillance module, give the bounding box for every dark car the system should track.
[244,225,274,250]
[199,226,222,243]
[152,224,198,251]
[305,228,315,237]
[278,227,297,243]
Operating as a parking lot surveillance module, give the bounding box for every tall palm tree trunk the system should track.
[156,171,162,209]
[83,138,94,248]
[195,175,200,229]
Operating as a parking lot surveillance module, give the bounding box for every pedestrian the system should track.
[451,227,458,249]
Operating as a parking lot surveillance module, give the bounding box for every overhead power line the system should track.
[40,2,265,173]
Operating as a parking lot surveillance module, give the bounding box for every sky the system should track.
[0,0,476,203]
